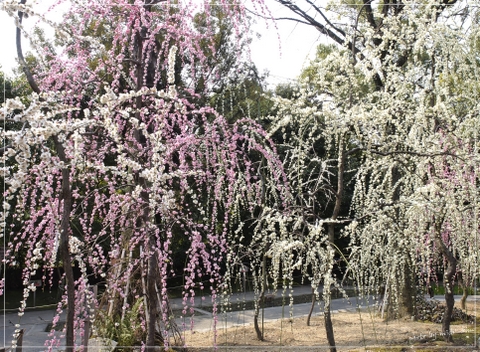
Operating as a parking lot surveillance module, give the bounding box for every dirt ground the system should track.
[180,302,480,351]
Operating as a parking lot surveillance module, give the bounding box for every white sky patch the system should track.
[249,0,325,86]
[0,7,19,76]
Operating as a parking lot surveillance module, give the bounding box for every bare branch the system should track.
[275,0,347,48]
[346,147,362,156]
[369,148,467,162]
[16,0,40,94]
[363,0,378,29]
[304,0,346,37]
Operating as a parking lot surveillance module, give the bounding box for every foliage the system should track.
[209,64,273,124]
[0,70,31,104]
[189,3,255,97]
[93,299,146,350]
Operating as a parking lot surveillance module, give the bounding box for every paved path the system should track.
[169,285,375,332]
[0,308,67,352]
[1,289,478,351]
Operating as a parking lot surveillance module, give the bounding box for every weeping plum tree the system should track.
[260,46,364,351]
[271,0,479,319]
[292,0,479,341]
[1,0,287,350]
[400,133,479,339]
[265,0,479,346]
[342,1,480,340]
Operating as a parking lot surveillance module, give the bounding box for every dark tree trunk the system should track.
[460,287,468,311]
[442,261,456,342]
[458,272,468,310]
[306,287,315,326]
[319,139,346,352]
[16,0,40,93]
[434,222,457,343]
[399,262,416,318]
[54,137,75,352]
[254,254,266,341]
[145,243,158,350]
[253,307,263,341]
[325,225,337,352]
[324,305,337,352]
[386,259,415,320]
[133,9,160,348]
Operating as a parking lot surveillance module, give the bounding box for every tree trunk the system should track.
[434,223,457,343]
[16,0,40,93]
[137,174,156,350]
[319,137,346,352]
[399,258,416,318]
[254,254,266,341]
[306,287,315,326]
[325,225,337,352]
[145,245,158,350]
[253,306,263,341]
[133,11,159,347]
[442,260,456,342]
[385,166,415,320]
[458,272,468,310]
[460,287,468,311]
[384,261,415,320]
[324,305,337,352]
[54,137,75,352]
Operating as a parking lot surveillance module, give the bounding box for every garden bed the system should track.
[180,301,479,351]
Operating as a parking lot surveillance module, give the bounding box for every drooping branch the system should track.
[331,145,345,226]
[16,0,40,94]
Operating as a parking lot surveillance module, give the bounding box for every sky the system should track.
[0,0,323,85]
[249,0,323,85]
[0,8,21,76]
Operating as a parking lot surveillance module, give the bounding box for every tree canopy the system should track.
[2,0,286,350]
[269,0,479,346]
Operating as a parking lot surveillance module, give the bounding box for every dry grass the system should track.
[179,301,480,351]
